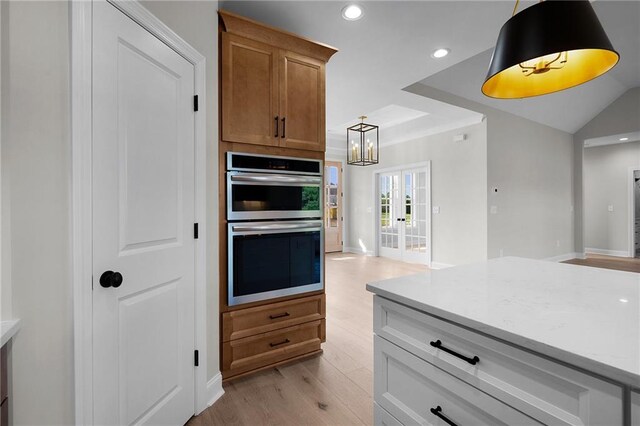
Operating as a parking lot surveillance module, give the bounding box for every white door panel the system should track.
[92,2,195,425]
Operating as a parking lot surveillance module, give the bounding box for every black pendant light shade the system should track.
[482,1,619,99]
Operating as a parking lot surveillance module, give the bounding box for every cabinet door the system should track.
[279,50,325,152]
[221,33,279,146]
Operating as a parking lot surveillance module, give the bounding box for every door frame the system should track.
[372,161,432,266]
[71,1,209,423]
[629,166,640,258]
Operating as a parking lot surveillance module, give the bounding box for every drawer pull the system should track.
[430,406,457,426]
[269,312,291,320]
[430,340,479,365]
[269,338,290,347]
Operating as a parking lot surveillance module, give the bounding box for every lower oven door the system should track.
[228,220,324,306]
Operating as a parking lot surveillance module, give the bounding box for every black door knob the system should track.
[100,271,123,288]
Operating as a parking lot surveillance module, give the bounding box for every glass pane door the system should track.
[324,162,343,252]
[379,173,401,260]
[402,169,429,263]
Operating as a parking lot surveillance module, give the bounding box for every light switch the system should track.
[432,206,440,214]
[490,205,498,214]
[608,205,614,212]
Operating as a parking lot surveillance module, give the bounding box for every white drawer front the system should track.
[374,296,623,426]
[375,335,542,426]
[374,403,403,426]
[632,390,640,426]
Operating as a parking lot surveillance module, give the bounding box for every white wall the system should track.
[346,121,488,266]
[2,1,220,424]
[1,0,11,322]
[406,83,576,260]
[486,111,575,259]
[583,141,640,255]
[3,2,74,424]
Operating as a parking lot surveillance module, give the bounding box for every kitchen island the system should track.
[367,257,639,425]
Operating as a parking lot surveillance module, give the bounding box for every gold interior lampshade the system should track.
[482,1,619,99]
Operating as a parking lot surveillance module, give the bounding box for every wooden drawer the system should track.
[632,390,640,426]
[223,319,324,378]
[223,294,325,342]
[374,403,402,426]
[374,296,623,425]
[375,336,541,425]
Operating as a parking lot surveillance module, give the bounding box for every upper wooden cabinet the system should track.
[219,10,337,152]
[221,33,279,147]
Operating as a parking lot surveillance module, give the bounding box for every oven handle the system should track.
[231,222,322,233]
[229,173,322,185]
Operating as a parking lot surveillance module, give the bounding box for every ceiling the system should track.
[219,0,639,138]
[418,1,640,133]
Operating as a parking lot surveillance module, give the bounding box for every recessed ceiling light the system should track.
[620,137,629,141]
[342,4,363,21]
[431,48,450,59]
[620,298,628,303]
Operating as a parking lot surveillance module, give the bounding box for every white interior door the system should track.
[92,2,196,425]
[378,167,430,265]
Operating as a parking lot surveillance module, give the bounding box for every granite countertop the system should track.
[1,319,21,347]
[366,257,640,388]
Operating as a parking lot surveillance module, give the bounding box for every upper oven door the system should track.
[227,171,323,220]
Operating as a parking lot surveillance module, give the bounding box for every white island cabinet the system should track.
[367,257,640,426]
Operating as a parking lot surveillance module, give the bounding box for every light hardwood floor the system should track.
[187,253,427,426]
[563,253,640,273]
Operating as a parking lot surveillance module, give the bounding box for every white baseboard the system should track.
[544,252,583,262]
[344,246,375,256]
[585,248,631,258]
[206,372,224,407]
[430,262,454,270]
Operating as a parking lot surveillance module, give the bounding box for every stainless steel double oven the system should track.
[226,152,323,306]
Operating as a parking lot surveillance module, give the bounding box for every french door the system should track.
[379,167,430,265]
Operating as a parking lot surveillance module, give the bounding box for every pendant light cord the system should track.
[512,0,520,16]
[513,0,544,17]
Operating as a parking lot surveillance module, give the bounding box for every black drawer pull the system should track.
[430,340,479,365]
[269,338,290,347]
[430,406,457,426]
[281,117,286,138]
[269,312,290,320]
[274,116,279,137]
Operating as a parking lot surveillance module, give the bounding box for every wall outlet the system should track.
[499,249,504,257]
[432,206,440,214]
[490,205,498,215]
[607,205,614,212]
[366,207,372,213]
[556,240,561,248]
